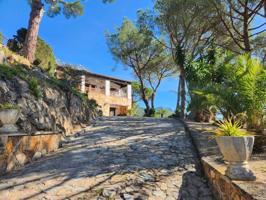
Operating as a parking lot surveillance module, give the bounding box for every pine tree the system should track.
[22,0,114,62]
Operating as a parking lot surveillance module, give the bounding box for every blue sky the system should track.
[0,0,178,110]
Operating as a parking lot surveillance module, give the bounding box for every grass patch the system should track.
[0,64,28,80]
[0,64,17,79]
[29,77,42,99]
[0,102,20,110]
[0,45,30,66]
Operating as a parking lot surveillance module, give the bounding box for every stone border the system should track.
[182,120,266,200]
[0,132,62,174]
[201,157,258,200]
[0,131,62,136]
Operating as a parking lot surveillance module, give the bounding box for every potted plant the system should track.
[0,103,20,134]
[214,118,256,181]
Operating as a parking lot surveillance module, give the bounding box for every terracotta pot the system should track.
[216,136,256,181]
[0,109,20,133]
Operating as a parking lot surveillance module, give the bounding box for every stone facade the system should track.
[0,133,61,174]
[81,75,132,117]
[88,90,132,116]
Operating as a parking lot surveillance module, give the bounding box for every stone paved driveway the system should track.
[0,117,214,200]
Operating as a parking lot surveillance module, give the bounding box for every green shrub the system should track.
[71,87,88,102]
[0,64,17,79]
[0,64,28,80]
[33,58,42,66]
[155,108,173,118]
[47,76,90,103]
[47,76,71,91]
[129,103,141,116]
[29,78,42,99]
[0,102,20,110]
[87,99,99,110]
[35,38,56,75]
[144,108,155,117]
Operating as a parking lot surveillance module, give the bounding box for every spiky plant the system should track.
[214,118,249,137]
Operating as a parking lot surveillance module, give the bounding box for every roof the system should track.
[57,65,132,84]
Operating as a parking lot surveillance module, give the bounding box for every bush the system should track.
[129,103,142,116]
[29,78,42,99]
[0,64,17,79]
[33,58,42,66]
[155,108,173,118]
[87,99,99,110]
[35,37,56,75]
[0,64,28,80]
[144,108,155,117]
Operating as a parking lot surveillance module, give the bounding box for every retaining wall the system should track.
[0,132,61,174]
[184,121,266,200]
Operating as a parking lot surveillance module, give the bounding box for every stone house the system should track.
[56,65,132,116]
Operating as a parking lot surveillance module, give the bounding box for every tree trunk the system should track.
[179,67,186,119]
[174,44,186,118]
[139,81,151,116]
[243,8,251,53]
[21,0,44,62]
[143,97,151,116]
[175,76,181,114]
[264,0,266,17]
[151,92,156,110]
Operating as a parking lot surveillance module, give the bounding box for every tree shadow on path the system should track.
[0,117,214,200]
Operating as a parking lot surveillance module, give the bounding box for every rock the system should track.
[15,152,28,165]
[6,152,28,172]
[153,190,167,199]
[139,171,155,182]
[0,81,9,93]
[123,193,134,200]
[32,151,42,161]
[41,149,47,155]
[102,189,116,198]
[14,77,29,94]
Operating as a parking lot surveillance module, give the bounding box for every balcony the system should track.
[110,90,127,98]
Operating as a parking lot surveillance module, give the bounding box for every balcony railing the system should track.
[110,90,127,97]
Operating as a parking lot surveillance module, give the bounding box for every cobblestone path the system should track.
[0,117,214,200]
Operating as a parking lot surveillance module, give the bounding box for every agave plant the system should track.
[214,118,250,137]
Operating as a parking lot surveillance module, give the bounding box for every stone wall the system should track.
[202,157,256,200]
[0,133,61,174]
[0,67,97,135]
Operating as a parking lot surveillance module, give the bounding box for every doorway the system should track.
[109,107,117,116]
